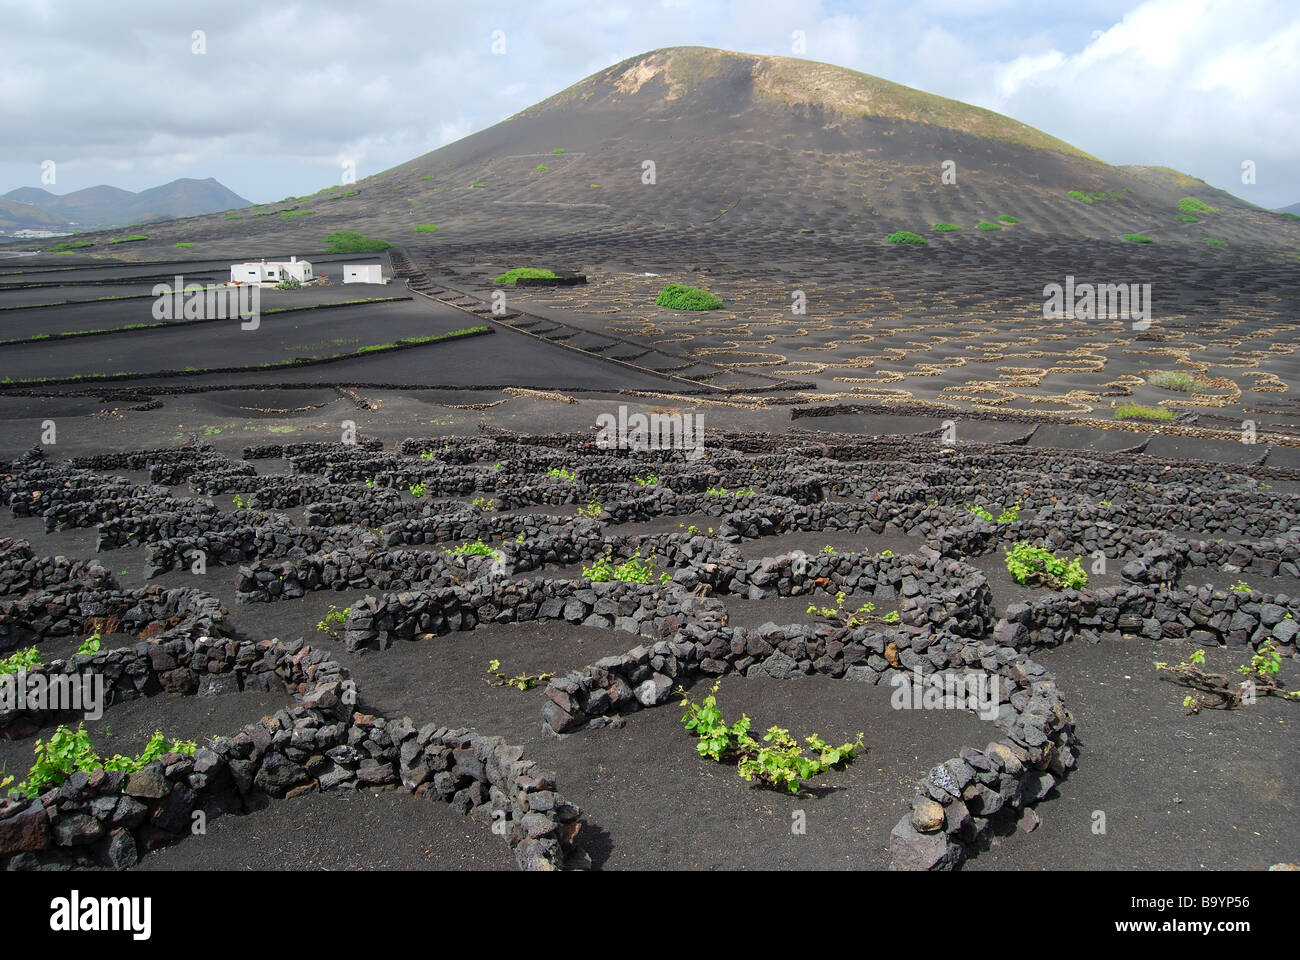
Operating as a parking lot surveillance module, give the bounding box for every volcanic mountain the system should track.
[5,47,1294,258]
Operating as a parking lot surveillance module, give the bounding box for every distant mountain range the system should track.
[0,177,250,232]
[1279,201,1300,215]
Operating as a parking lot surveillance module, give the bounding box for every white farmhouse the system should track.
[343,264,385,284]
[229,256,314,284]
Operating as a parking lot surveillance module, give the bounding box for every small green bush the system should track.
[886,231,927,244]
[324,231,391,253]
[8,724,197,799]
[976,221,1002,231]
[997,215,1020,223]
[1177,197,1215,214]
[1067,190,1093,203]
[412,224,440,233]
[1147,370,1201,393]
[494,267,558,284]
[679,682,863,795]
[655,283,724,310]
[932,223,962,232]
[1203,237,1227,245]
[1114,403,1173,420]
[175,241,194,248]
[1122,233,1154,243]
[0,646,43,676]
[1005,543,1087,590]
[583,550,669,584]
[109,234,147,244]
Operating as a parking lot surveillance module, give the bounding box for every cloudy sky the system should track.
[2,0,1296,208]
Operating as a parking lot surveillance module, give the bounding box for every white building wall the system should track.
[343,264,384,284]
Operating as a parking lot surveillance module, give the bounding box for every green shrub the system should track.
[8,725,197,799]
[806,590,875,627]
[655,283,724,310]
[1004,543,1087,590]
[274,277,303,291]
[1114,402,1173,420]
[48,240,93,252]
[493,267,558,284]
[445,538,502,560]
[968,502,1020,523]
[997,215,1020,223]
[175,242,194,248]
[316,606,347,640]
[583,550,669,584]
[1176,214,1198,222]
[932,223,962,232]
[976,221,1002,231]
[679,682,863,794]
[553,148,566,154]
[1147,370,1201,392]
[280,209,312,219]
[1177,197,1215,214]
[535,165,550,172]
[109,235,147,244]
[1203,237,1227,245]
[1067,190,1093,203]
[324,231,392,253]
[1122,233,1154,243]
[485,659,551,691]
[886,231,927,244]
[0,646,43,676]
[412,224,439,233]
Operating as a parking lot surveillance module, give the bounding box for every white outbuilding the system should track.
[343,264,385,284]
[229,256,314,284]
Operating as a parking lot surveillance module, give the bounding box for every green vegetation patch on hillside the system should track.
[997,215,1020,223]
[412,224,440,233]
[281,209,313,219]
[1203,237,1227,245]
[1115,403,1173,420]
[48,240,93,252]
[324,231,392,253]
[976,221,1002,231]
[655,283,724,310]
[1122,233,1154,243]
[109,235,147,244]
[1067,190,1093,204]
[886,231,927,245]
[1177,197,1216,214]
[493,267,559,285]
[932,223,962,232]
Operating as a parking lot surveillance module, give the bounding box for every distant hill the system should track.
[0,177,251,232]
[6,47,1296,255]
[1278,201,1300,215]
